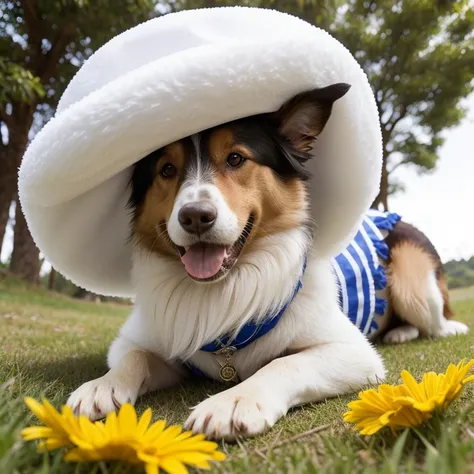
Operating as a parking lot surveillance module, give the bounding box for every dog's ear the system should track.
[274,83,351,153]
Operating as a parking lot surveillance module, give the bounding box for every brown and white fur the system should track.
[378,221,467,343]
[67,83,468,440]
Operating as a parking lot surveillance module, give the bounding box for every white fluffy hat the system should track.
[18,7,382,296]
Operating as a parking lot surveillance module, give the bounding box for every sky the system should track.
[390,93,474,262]
[1,95,473,267]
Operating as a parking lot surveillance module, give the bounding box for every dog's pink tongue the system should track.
[181,243,226,279]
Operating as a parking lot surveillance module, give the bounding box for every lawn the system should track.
[1,274,473,474]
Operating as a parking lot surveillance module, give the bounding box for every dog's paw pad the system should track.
[184,390,281,441]
[383,325,420,344]
[66,376,136,421]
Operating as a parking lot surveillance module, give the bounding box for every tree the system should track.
[444,256,474,289]
[177,0,339,30]
[0,0,157,282]
[180,0,474,211]
[2,0,473,285]
[0,59,42,256]
[331,0,474,209]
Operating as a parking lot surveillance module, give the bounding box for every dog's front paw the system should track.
[184,387,284,441]
[67,375,138,421]
[438,320,469,338]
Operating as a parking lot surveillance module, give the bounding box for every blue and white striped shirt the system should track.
[331,210,401,336]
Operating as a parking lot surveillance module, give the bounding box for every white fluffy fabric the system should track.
[18,7,382,296]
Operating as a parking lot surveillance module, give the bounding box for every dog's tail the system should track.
[385,221,454,334]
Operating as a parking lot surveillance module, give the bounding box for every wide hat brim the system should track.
[18,7,382,296]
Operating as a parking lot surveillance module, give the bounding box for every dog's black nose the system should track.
[178,202,217,234]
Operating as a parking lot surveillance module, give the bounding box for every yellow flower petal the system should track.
[24,397,48,421]
[358,419,385,435]
[142,420,172,445]
[161,425,183,439]
[75,416,102,447]
[37,437,71,452]
[160,457,189,474]
[137,408,153,436]
[64,448,90,462]
[21,426,56,441]
[400,370,424,400]
[344,360,474,435]
[158,438,221,456]
[171,451,216,468]
[118,403,138,434]
[145,463,159,474]
[462,374,474,386]
[137,451,161,464]
[104,410,119,435]
[41,399,70,432]
[211,451,227,461]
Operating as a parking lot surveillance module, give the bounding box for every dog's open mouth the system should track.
[176,215,254,282]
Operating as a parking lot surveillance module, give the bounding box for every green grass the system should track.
[1,273,474,473]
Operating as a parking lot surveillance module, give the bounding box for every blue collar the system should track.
[199,257,307,353]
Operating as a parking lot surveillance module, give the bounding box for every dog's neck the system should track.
[131,226,311,360]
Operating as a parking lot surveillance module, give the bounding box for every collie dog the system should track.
[68,83,468,440]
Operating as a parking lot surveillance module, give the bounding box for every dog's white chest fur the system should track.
[111,229,310,367]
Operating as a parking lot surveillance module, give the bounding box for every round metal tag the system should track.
[219,364,237,382]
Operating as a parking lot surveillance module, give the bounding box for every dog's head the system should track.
[129,83,350,282]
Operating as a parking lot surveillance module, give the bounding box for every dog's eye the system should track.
[227,153,245,168]
[160,163,177,178]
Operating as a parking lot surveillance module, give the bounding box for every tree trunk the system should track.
[0,108,34,252]
[0,155,18,249]
[370,155,389,211]
[0,130,31,248]
[7,107,38,283]
[10,200,40,283]
[48,268,56,290]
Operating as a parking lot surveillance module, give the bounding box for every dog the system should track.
[67,83,468,440]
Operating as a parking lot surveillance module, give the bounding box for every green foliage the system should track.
[0,0,160,284]
[180,0,341,29]
[39,271,80,297]
[181,0,474,209]
[0,380,27,474]
[444,256,474,289]
[332,0,474,207]
[0,0,157,114]
[0,59,45,105]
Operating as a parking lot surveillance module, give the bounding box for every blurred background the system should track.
[1,0,473,301]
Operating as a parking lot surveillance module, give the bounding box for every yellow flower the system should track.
[344,359,474,435]
[22,400,225,474]
[66,404,226,474]
[343,384,431,435]
[439,358,474,405]
[395,359,474,413]
[21,397,79,451]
